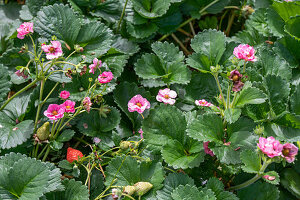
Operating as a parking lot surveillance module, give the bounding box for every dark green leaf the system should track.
[131,0,171,19]
[237,181,280,200]
[171,185,203,200]
[0,64,11,105]
[56,129,75,143]
[240,150,260,174]
[280,168,300,198]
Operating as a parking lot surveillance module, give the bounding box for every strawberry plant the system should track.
[0,0,300,199]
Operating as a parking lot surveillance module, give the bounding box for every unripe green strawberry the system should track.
[134,182,153,196]
[123,186,136,196]
[120,141,131,150]
[37,122,50,141]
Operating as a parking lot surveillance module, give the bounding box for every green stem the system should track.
[37,144,49,159]
[243,61,247,74]
[53,117,65,139]
[117,0,128,33]
[213,74,226,108]
[65,50,76,60]
[41,82,59,106]
[34,143,39,158]
[42,145,51,162]
[230,92,238,108]
[0,78,39,111]
[74,136,90,146]
[228,161,270,191]
[34,78,45,132]
[199,0,219,14]
[226,83,231,109]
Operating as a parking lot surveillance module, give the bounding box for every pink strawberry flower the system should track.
[233,44,257,62]
[41,41,63,60]
[138,128,144,138]
[17,22,33,39]
[257,137,283,158]
[203,141,214,157]
[285,0,292,2]
[98,71,113,84]
[60,90,70,99]
[89,58,102,74]
[83,97,92,113]
[15,70,28,79]
[62,100,75,113]
[281,143,298,163]
[44,104,65,121]
[128,95,150,114]
[195,99,213,107]
[156,88,177,105]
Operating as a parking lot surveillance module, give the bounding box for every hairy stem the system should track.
[0,78,39,111]
[213,74,227,108]
[117,0,128,33]
[34,78,45,132]
[171,33,191,55]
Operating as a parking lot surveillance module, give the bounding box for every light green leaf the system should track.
[151,41,185,64]
[285,16,300,41]
[171,185,205,200]
[45,179,89,200]
[272,1,300,22]
[245,8,270,37]
[105,156,164,198]
[77,107,121,137]
[237,182,279,200]
[264,123,300,142]
[264,75,290,115]
[190,29,226,67]
[290,83,300,115]
[0,112,33,149]
[266,8,285,38]
[240,150,261,174]
[187,113,223,143]
[280,168,300,198]
[235,86,267,108]
[56,129,75,143]
[131,0,171,19]
[156,173,195,200]
[224,108,241,124]
[0,64,11,105]
[263,171,280,185]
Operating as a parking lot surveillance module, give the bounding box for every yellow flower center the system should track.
[164,94,169,99]
[52,110,58,115]
[282,149,290,156]
[66,106,70,109]
[136,102,142,107]
[49,47,55,53]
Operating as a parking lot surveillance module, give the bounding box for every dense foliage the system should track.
[0,0,300,199]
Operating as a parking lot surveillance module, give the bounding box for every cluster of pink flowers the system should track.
[284,0,293,2]
[41,41,63,60]
[17,22,33,39]
[89,58,102,74]
[203,141,214,157]
[98,71,113,83]
[258,136,298,163]
[233,44,257,62]
[44,91,76,121]
[195,99,213,107]
[156,88,177,105]
[128,95,150,114]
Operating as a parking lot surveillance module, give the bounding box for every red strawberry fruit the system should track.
[66,147,83,163]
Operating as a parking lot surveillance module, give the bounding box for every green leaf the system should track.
[135,42,191,86]
[156,173,195,200]
[0,112,34,149]
[240,150,260,174]
[143,104,204,169]
[0,153,63,200]
[111,35,140,55]
[151,41,185,64]
[285,16,300,41]
[206,177,238,200]
[245,8,270,37]
[266,8,285,38]
[35,4,113,62]
[126,21,158,39]
[105,156,164,198]
[90,0,122,23]
[77,107,121,137]
[237,181,280,200]
[272,1,300,22]
[58,160,73,170]
[0,64,11,105]
[264,123,300,142]
[45,179,89,200]
[171,185,203,200]
[113,81,152,128]
[235,85,267,108]
[35,4,81,47]
[56,129,75,143]
[224,108,241,124]
[186,53,211,73]
[161,139,205,169]
[102,51,129,79]
[187,113,223,143]
[190,29,226,67]
[290,83,300,115]
[131,0,171,19]
[213,131,258,165]
[257,48,292,81]
[264,75,290,115]
[263,171,280,185]
[90,169,104,199]
[280,168,300,198]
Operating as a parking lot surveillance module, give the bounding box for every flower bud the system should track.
[134,182,153,196]
[123,186,136,196]
[37,122,50,141]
